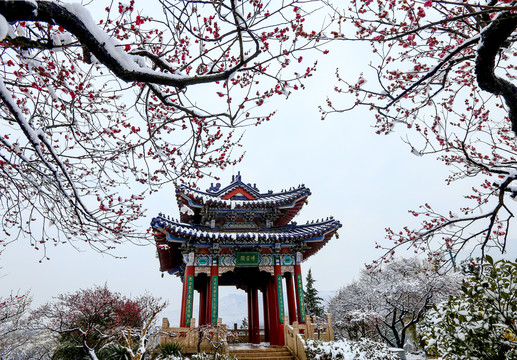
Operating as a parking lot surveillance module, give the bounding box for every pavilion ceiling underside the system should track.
[273,199,306,226]
[154,234,183,273]
[151,215,341,244]
[303,231,337,259]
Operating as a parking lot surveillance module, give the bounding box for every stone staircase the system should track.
[228,346,295,360]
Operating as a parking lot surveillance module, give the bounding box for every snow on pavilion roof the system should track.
[177,183,310,207]
[151,214,341,272]
[152,173,341,273]
[176,172,311,226]
[152,215,340,244]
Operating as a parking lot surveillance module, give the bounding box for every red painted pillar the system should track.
[180,275,187,327]
[180,253,195,327]
[205,277,211,326]
[285,272,297,324]
[198,282,207,326]
[247,289,253,343]
[294,252,306,324]
[209,257,219,325]
[267,276,278,345]
[251,287,260,344]
[274,255,285,345]
[262,288,270,342]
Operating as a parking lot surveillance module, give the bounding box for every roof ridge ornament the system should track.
[231,171,242,184]
[207,183,221,193]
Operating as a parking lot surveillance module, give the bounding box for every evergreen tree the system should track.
[304,269,324,318]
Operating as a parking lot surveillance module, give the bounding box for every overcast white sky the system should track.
[1,0,516,327]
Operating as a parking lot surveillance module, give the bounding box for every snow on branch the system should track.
[0,0,256,87]
[0,0,329,254]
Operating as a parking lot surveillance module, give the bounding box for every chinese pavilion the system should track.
[151,173,341,346]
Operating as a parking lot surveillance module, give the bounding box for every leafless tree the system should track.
[328,258,462,348]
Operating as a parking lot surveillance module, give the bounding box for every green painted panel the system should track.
[276,274,285,323]
[184,275,194,326]
[211,276,219,324]
[296,273,306,319]
[235,252,259,266]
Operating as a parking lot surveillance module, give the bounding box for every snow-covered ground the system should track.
[406,353,430,360]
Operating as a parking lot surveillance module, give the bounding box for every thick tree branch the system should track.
[476,11,517,133]
[0,0,257,88]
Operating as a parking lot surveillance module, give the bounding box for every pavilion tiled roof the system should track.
[151,214,341,272]
[151,215,340,244]
[152,173,341,273]
[176,184,311,208]
[176,173,311,225]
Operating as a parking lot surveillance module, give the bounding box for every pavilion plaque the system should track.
[235,252,259,266]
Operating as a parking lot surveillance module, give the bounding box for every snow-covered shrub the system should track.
[306,339,398,360]
[156,356,183,360]
[154,342,184,359]
[419,256,517,359]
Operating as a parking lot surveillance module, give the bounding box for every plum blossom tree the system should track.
[0,0,330,256]
[116,294,167,360]
[327,258,462,349]
[33,285,167,360]
[322,0,517,267]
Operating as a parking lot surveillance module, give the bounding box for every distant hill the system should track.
[220,289,338,327]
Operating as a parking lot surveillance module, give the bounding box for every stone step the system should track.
[229,346,295,360]
[230,349,291,354]
[229,353,293,359]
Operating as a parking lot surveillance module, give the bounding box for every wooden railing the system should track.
[227,323,266,343]
[284,314,334,360]
[306,314,334,342]
[160,317,230,354]
[284,318,307,360]
[160,314,335,359]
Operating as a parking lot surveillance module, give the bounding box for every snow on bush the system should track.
[190,354,236,360]
[159,354,236,360]
[419,256,517,359]
[306,338,398,360]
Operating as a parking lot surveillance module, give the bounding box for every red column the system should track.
[198,282,206,326]
[247,289,252,343]
[180,254,195,327]
[274,255,285,345]
[294,252,306,324]
[180,273,187,327]
[205,277,211,325]
[251,287,260,344]
[267,276,278,345]
[285,272,297,324]
[262,289,269,342]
